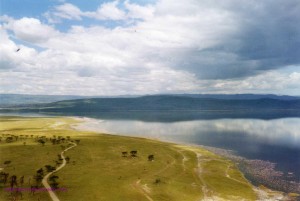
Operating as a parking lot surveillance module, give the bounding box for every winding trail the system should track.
[225,164,250,186]
[194,153,211,200]
[134,180,154,201]
[42,142,77,201]
[132,153,176,201]
[176,150,189,171]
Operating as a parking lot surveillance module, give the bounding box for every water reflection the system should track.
[76,118,300,148]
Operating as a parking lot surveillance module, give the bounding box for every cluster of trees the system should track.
[121,151,155,161]
[0,133,81,147]
[49,175,59,189]
[0,133,33,143]
[0,164,26,200]
[122,150,138,157]
[0,134,35,144]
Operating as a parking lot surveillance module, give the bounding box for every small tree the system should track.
[122,152,128,157]
[45,165,55,172]
[148,155,154,161]
[20,176,24,186]
[37,139,45,146]
[10,175,18,188]
[4,160,11,166]
[154,178,161,184]
[5,137,13,143]
[51,139,56,145]
[130,150,137,157]
[65,156,70,163]
[0,172,9,184]
[49,175,59,189]
[35,168,44,186]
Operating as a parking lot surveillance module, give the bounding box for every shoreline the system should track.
[71,116,300,196]
[1,115,299,200]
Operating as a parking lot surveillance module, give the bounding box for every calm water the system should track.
[76,117,300,182]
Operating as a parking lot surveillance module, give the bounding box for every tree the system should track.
[154,178,161,184]
[4,160,11,166]
[35,168,44,185]
[122,151,128,157]
[49,175,59,189]
[0,172,9,184]
[130,150,137,157]
[10,175,18,188]
[6,137,13,143]
[65,156,70,163]
[20,176,24,186]
[49,175,59,182]
[45,165,55,172]
[37,139,45,146]
[148,155,154,161]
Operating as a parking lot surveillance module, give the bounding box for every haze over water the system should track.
[76,117,300,182]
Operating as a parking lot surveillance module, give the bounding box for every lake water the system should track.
[76,117,300,183]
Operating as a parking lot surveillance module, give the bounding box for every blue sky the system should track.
[0,0,300,95]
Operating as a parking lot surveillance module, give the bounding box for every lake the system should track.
[75,117,300,184]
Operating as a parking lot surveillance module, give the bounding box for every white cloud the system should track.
[54,3,82,20]
[4,17,59,43]
[0,0,299,95]
[48,1,127,22]
[201,68,300,95]
[0,27,38,70]
[125,0,154,20]
[85,1,126,20]
[46,1,154,23]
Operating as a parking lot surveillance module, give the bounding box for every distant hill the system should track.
[2,94,300,121]
[172,94,300,100]
[0,94,140,106]
[0,94,84,106]
[1,93,299,107]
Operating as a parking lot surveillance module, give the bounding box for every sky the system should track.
[0,0,300,96]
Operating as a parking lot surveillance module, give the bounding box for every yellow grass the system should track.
[0,116,280,201]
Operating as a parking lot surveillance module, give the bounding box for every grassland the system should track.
[0,116,292,201]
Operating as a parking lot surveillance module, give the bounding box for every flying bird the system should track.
[16,48,20,52]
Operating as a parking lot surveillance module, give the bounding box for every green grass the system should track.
[0,117,259,201]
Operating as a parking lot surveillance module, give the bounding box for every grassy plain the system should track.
[0,116,286,201]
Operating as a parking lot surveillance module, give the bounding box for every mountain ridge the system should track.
[1,95,300,121]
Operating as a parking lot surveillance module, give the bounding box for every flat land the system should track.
[0,116,292,201]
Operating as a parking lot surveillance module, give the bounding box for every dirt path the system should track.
[194,153,212,200]
[176,150,189,171]
[133,180,154,201]
[132,153,176,201]
[224,164,249,185]
[42,142,77,201]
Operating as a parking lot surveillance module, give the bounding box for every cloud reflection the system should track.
[75,118,300,148]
